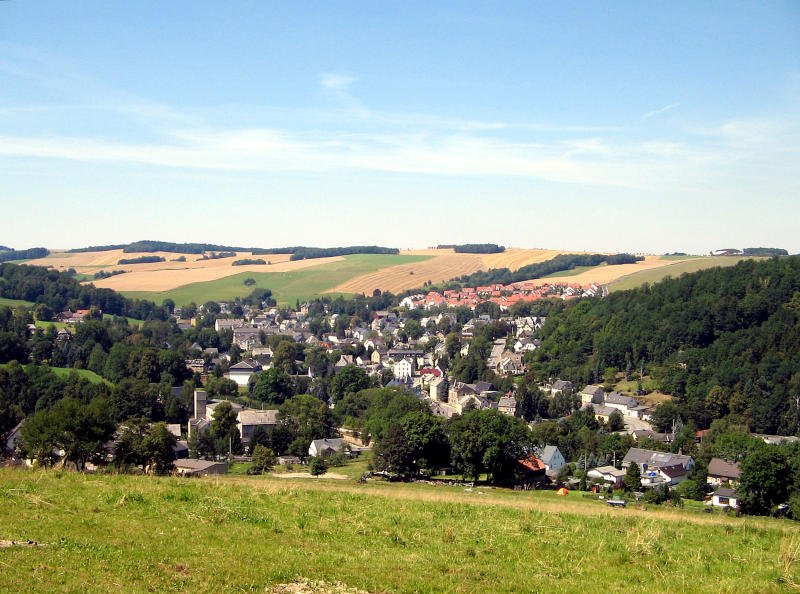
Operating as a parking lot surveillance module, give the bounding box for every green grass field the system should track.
[0,469,797,593]
[659,254,703,261]
[541,264,602,279]
[609,256,761,292]
[122,254,431,306]
[0,297,35,308]
[33,320,71,331]
[0,364,111,385]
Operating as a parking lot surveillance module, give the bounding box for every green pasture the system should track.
[122,254,431,306]
[0,469,797,593]
[0,364,111,385]
[609,256,762,292]
[0,297,35,308]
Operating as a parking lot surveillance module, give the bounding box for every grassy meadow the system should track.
[0,297,35,308]
[122,254,431,306]
[0,363,111,385]
[540,264,602,279]
[609,256,760,292]
[0,469,798,593]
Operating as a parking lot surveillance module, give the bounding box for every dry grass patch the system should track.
[330,248,579,295]
[329,252,484,295]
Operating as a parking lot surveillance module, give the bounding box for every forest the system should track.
[528,256,800,435]
[0,263,169,320]
[0,247,49,263]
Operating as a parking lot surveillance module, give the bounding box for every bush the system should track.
[676,479,705,501]
[309,456,328,477]
[251,445,277,474]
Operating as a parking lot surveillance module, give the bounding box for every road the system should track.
[623,415,653,434]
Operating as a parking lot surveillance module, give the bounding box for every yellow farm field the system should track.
[28,249,344,292]
[331,253,483,295]
[329,248,576,295]
[516,256,689,287]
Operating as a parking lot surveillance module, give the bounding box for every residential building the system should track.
[707,458,741,486]
[498,395,517,417]
[711,487,739,509]
[226,359,261,387]
[308,438,345,457]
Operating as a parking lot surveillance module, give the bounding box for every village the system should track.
[92,286,786,512]
[7,271,798,518]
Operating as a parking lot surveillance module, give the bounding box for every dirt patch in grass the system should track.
[268,578,369,594]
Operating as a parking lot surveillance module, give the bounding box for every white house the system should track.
[393,357,414,381]
[603,392,639,415]
[711,487,739,509]
[535,445,566,476]
[215,318,245,332]
[308,438,345,457]
[587,465,626,488]
[226,359,261,387]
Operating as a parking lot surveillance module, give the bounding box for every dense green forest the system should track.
[437,244,505,253]
[0,247,49,263]
[529,256,800,435]
[0,263,169,320]
[743,247,789,256]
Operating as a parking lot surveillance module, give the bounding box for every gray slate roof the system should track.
[622,447,693,470]
[536,445,562,466]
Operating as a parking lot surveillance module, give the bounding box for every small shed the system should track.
[711,487,739,509]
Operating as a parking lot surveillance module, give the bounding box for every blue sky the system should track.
[1,2,799,253]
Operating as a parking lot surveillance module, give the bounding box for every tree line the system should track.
[0,247,49,263]
[453,253,642,287]
[117,256,165,265]
[436,244,505,254]
[0,263,170,320]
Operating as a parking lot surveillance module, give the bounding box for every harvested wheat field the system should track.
[28,249,344,292]
[329,248,576,295]
[30,249,295,272]
[478,248,576,270]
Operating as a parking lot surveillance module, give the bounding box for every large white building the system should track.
[393,357,414,381]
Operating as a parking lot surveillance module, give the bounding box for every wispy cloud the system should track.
[320,72,356,92]
[641,102,680,120]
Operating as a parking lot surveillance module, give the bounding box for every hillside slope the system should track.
[530,256,800,434]
[0,469,796,593]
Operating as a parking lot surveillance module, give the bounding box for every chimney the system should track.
[194,389,207,420]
